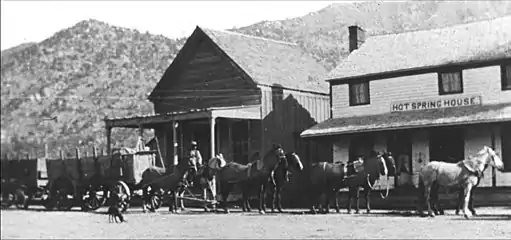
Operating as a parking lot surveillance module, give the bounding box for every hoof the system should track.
[336,209,340,213]
[278,209,284,213]
[366,210,371,214]
[204,207,209,212]
[455,210,460,215]
[347,210,352,214]
[464,214,471,219]
[259,210,266,215]
[224,209,230,214]
[439,210,445,215]
[355,210,360,214]
[271,209,276,213]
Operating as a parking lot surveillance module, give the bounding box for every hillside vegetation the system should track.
[2,1,510,157]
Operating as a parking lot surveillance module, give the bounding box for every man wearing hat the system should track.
[188,141,202,186]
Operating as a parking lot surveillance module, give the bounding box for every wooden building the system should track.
[104,26,332,205]
[302,16,511,190]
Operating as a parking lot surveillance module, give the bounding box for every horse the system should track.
[343,151,396,214]
[308,161,347,214]
[216,144,287,214]
[417,146,503,219]
[427,162,486,216]
[176,154,226,212]
[136,156,195,213]
[266,152,303,213]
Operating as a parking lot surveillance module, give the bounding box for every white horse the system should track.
[418,146,504,219]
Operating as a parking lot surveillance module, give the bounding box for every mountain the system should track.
[2,1,511,158]
[231,1,511,70]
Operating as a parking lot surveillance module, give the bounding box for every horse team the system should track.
[134,144,504,219]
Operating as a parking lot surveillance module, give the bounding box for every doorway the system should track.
[387,131,412,173]
[349,133,375,162]
[429,127,465,163]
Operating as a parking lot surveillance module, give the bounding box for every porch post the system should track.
[106,126,112,157]
[172,121,178,166]
[209,116,217,206]
[247,120,251,162]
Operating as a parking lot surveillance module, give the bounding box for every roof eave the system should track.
[326,56,511,84]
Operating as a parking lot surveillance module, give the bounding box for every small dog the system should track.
[108,204,126,223]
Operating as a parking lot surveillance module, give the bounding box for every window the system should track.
[438,71,463,95]
[349,81,370,106]
[502,64,511,91]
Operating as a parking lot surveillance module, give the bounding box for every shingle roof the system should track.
[301,103,511,138]
[328,16,511,80]
[200,27,329,94]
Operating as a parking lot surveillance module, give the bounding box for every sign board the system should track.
[390,96,482,113]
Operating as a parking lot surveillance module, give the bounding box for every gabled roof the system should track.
[328,16,511,81]
[150,26,329,99]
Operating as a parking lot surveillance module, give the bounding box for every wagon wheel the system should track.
[51,178,74,211]
[82,184,107,211]
[41,188,53,210]
[14,188,30,210]
[145,186,163,212]
[110,181,131,213]
[0,189,15,209]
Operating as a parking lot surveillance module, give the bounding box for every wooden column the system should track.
[210,117,216,160]
[172,121,178,166]
[209,116,217,202]
[228,120,233,161]
[105,127,112,157]
[247,120,251,162]
[491,126,496,187]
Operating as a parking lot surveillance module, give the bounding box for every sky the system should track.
[0,0,352,51]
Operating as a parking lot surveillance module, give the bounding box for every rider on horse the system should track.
[187,141,203,186]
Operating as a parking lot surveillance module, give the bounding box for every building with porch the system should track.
[104,26,332,205]
[302,16,511,192]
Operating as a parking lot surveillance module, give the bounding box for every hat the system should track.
[191,141,197,145]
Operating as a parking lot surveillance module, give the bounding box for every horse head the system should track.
[481,146,504,171]
[285,152,304,173]
[380,151,397,177]
[264,144,287,169]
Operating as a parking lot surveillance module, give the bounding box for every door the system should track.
[232,120,249,164]
[349,134,374,162]
[429,127,464,163]
[387,131,412,173]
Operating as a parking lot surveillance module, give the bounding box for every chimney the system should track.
[348,25,366,53]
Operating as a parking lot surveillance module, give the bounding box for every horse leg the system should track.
[429,182,440,215]
[334,190,340,213]
[455,187,463,215]
[259,182,267,214]
[142,187,148,213]
[347,187,354,214]
[364,187,371,214]
[276,185,283,213]
[424,185,434,217]
[469,190,476,216]
[355,187,361,214]
[325,189,335,214]
[463,184,474,219]
[309,186,319,214]
[220,182,231,214]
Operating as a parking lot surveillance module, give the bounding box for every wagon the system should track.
[1,157,50,209]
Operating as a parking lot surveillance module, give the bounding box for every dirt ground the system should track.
[1,207,510,239]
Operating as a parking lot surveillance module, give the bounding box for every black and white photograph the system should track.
[1,0,510,239]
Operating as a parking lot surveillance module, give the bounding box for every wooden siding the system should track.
[153,39,261,114]
[332,65,511,118]
[259,85,330,157]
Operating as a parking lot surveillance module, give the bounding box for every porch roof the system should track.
[301,103,511,138]
[104,105,261,129]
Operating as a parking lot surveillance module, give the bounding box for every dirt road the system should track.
[2,207,510,239]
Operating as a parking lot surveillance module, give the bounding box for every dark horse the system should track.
[216,144,287,214]
[266,152,303,213]
[137,156,195,213]
[342,151,396,214]
[308,161,347,214]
